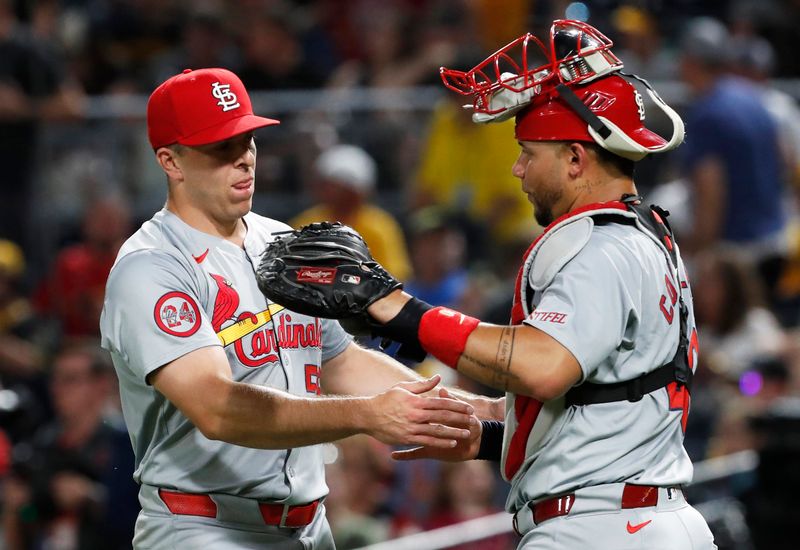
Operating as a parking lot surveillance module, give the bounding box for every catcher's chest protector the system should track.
[503,196,691,481]
[517,195,692,406]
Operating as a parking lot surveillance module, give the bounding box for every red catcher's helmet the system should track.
[515,75,673,156]
[439,20,684,160]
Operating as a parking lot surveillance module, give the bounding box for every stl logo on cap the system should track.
[211,81,240,112]
[146,68,280,150]
[633,89,646,121]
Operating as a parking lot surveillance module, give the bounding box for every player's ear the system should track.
[156,146,184,182]
[566,142,588,178]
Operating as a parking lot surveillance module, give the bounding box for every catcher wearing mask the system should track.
[259,20,716,550]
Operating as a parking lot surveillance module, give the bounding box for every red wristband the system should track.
[418,307,480,369]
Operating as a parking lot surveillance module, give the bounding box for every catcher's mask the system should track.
[439,19,683,161]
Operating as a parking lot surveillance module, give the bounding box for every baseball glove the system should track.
[256,222,402,319]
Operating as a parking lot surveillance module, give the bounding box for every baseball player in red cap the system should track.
[100,68,491,549]
[357,20,717,549]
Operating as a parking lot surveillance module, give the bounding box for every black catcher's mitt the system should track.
[257,222,402,319]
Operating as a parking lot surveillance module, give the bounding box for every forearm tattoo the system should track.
[462,326,519,391]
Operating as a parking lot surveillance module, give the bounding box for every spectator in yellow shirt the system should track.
[413,96,536,247]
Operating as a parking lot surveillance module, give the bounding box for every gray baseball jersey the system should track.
[501,204,698,512]
[100,209,351,504]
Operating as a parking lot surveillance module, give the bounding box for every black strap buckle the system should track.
[626,376,644,402]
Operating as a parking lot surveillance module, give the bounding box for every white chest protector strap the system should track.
[522,195,693,406]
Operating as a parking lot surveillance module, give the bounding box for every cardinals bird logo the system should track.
[210,274,240,332]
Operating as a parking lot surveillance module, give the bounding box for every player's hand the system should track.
[366,375,476,448]
[391,387,483,462]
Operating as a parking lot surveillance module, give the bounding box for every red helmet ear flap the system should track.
[583,74,685,160]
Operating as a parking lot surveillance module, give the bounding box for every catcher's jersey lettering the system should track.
[529,311,567,324]
[154,291,201,337]
[659,273,678,324]
[100,209,351,503]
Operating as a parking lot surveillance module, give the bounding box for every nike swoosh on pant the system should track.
[626,520,652,534]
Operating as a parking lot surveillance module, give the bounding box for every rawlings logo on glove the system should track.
[297,268,337,284]
[256,222,402,319]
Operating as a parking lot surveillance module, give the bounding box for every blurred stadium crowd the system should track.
[1,0,800,548]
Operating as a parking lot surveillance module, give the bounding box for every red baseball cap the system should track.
[147,68,280,150]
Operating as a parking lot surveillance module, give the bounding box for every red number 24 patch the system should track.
[154,291,201,337]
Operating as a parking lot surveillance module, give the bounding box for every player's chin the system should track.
[229,193,254,217]
[229,185,254,206]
